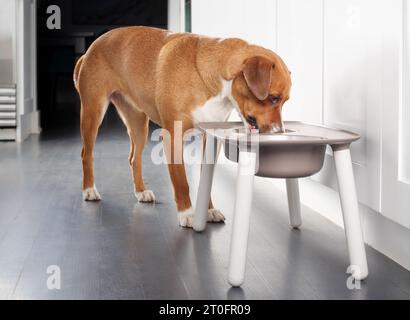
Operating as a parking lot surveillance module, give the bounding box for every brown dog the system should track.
[74,26,291,227]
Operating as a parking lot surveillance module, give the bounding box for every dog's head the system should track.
[231,55,291,133]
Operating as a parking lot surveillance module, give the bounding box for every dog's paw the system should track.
[207,208,226,223]
[179,208,194,228]
[135,190,156,203]
[82,185,101,201]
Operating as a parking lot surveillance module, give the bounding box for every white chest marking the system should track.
[192,80,238,123]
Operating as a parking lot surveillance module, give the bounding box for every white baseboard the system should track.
[17,110,41,142]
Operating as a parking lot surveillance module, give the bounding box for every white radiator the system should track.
[0,85,17,140]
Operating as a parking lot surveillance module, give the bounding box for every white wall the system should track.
[0,0,16,84]
[168,0,183,32]
[276,0,323,123]
[191,0,410,270]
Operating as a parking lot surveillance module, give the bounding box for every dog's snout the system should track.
[246,116,258,129]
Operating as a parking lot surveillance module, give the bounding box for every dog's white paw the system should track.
[135,189,156,203]
[179,208,194,228]
[207,208,226,223]
[82,185,101,201]
[178,208,225,228]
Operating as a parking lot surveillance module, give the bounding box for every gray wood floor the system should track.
[1,110,410,300]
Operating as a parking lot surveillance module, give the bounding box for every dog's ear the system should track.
[242,56,274,100]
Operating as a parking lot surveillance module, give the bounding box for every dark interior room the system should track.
[37,0,167,130]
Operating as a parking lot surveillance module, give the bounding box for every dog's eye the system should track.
[268,95,281,105]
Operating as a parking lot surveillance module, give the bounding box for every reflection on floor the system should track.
[1,108,410,299]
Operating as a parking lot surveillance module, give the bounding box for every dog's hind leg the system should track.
[80,95,109,201]
[111,94,155,203]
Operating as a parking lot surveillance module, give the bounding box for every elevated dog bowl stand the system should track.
[193,121,368,287]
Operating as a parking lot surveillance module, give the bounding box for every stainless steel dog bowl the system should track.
[196,121,360,178]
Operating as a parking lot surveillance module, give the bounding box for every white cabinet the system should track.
[319,0,389,212]
[274,0,385,212]
[277,0,407,222]
[381,1,410,229]
[190,0,409,228]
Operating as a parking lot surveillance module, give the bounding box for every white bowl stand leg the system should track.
[286,178,302,229]
[228,148,257,287]
[193,134,218,232]
[332,144,368,280]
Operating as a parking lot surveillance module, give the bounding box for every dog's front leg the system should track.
[162,125,194,227]
[167,162,194,227]
[163,126,226,228]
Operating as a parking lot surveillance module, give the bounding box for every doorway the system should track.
[36,0,168,131]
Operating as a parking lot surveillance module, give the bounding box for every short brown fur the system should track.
[74,26,291,224]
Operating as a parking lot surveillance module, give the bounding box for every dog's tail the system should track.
[73,55,85,92]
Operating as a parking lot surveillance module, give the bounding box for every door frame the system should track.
[16,0,40,142]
